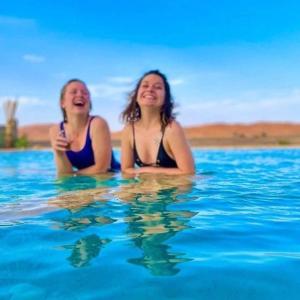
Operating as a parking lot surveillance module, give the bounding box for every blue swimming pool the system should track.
[1,149,300,299]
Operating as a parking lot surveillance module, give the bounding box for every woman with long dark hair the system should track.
[121,70,194,175]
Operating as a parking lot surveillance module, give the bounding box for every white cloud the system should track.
[88,75,136,100]
[107,76,134,84]
[0,96,45,106]
[170,78,184,86]
[178,89,300,125]
[18,96,45,106]
[88,82,130,100]
[0,15,36,27]
[89,77,185,102]
[23,54,45,63]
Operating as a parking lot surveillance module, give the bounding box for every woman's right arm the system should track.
[49,125,73,175]
[121,124,137,175]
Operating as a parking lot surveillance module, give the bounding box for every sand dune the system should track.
[19,123,54,143]
[18,122,300,147]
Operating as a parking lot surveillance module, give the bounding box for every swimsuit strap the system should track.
[60,116,94,139]
[160,125,166,144]
[87,116,95,138]
[132,122,136,150]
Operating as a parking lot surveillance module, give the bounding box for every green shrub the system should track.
[277,139,290,146]
[0,132,4,147]
[14,135,29,148]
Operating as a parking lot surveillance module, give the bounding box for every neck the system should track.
[66,114,90,133]
[138,108,161,130]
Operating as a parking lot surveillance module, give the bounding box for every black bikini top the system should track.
[132,124,177,168]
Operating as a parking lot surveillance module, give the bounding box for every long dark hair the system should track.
[121,70,175,129]
[59,79,91,122]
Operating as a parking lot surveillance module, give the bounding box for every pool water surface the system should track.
[0,149,300,299]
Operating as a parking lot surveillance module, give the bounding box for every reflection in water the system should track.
[117,175,196,276]
[55,173,119,193]
[55,175,98,192]
[52,176,117,268]
[60,215,115,231]
[62,234,110,268]
[54,207,114,267]
[52,174,196,273]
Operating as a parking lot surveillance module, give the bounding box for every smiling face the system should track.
[60,80,91,120]
[137,74,166,109]
[121,70,175,126]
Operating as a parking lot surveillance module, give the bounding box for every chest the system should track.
[134,130,164,164]
[66,129,89,152]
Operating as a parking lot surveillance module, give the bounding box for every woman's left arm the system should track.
[77,117,112,175]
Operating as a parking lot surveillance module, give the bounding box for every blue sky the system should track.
[1,0,300,131]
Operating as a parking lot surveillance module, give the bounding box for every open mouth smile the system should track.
[73,99,86,107]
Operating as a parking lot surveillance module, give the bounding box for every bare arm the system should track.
[121,124,137,174]
[77,117,112,175]
[49,125,73,175]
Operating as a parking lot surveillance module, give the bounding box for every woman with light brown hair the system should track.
[49,79,120,175]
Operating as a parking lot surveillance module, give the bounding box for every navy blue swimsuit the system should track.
[132,124,177,168]
[60,117,120,171]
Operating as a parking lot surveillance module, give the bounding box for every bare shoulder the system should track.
[122,123,132,135]
[121,123,133,143]
[121,123,134,147]
[165,120,185,137]
[90,116,109,130]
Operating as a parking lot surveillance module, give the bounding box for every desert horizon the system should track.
[17,121,300,147]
